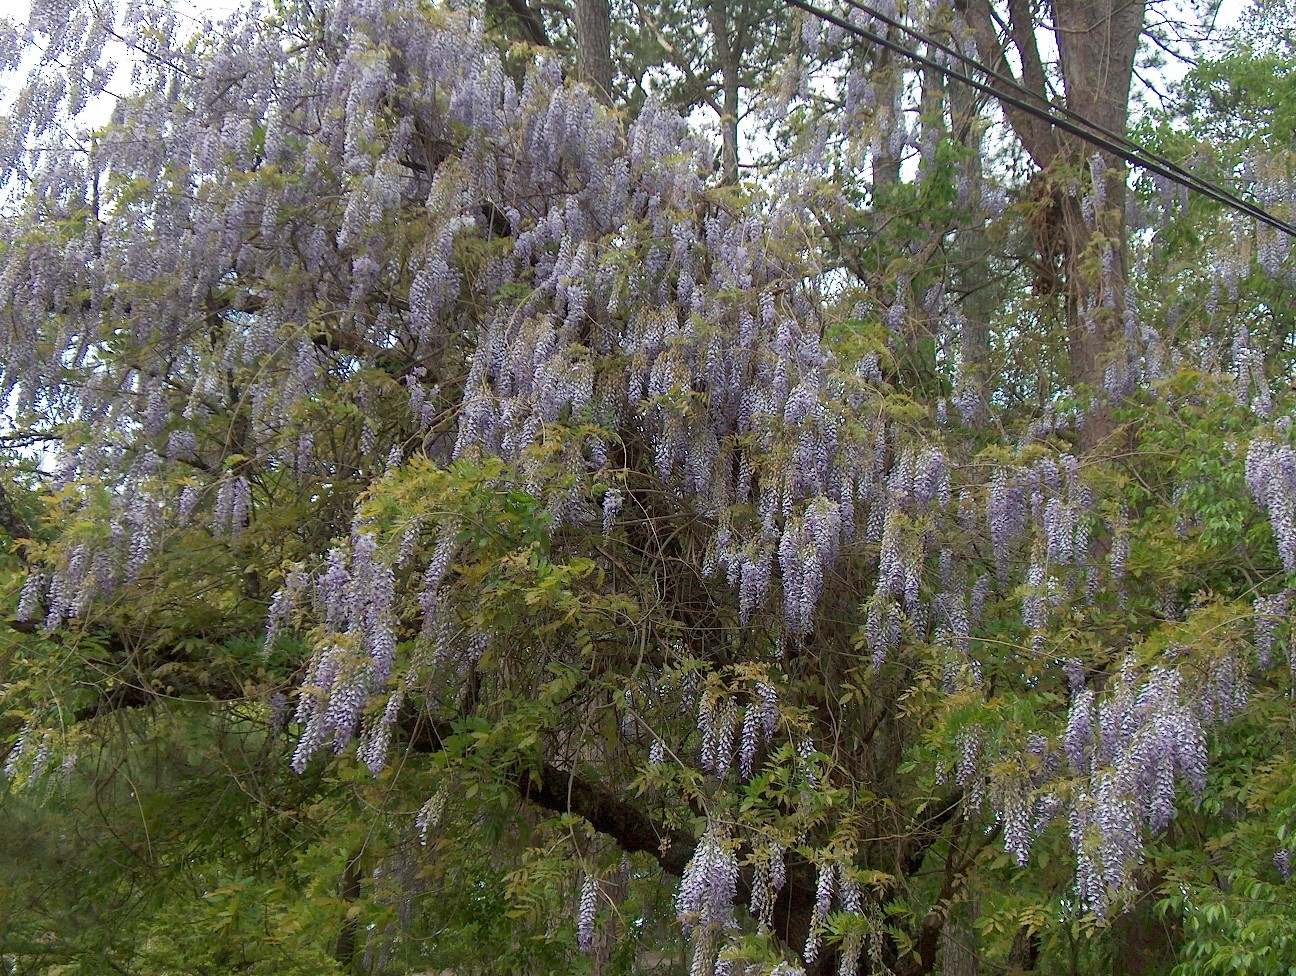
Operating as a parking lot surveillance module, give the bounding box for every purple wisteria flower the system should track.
[676,822,739,938]
[577,873,598,951]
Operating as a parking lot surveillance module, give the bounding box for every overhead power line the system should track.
[831,0,1287,228]
[783,0,1296,238]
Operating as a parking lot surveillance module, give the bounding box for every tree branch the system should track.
[490,0,551,47]
[0,481,33,541]
[1007,0,1051,107]
[958,0,1058,166]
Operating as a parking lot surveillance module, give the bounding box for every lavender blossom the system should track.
[577,874,598,951]
[264,568,308,650]
[1246,437,1296,571]
[1064,688,1095,771]
[803,860,837,965]
[416,788,449,844]
[748,842,786,930]
[698,691,738,779]
[16,571,45,622]
[739,681,779,779]
[601,487,623,534]
[676,823,739,936]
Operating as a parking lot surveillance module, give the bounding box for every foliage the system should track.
[0,0,1294,974]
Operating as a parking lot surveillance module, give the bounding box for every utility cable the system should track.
[783,0,1296,237]
[811,0,1291,233]
[799,0,1293,233]
[802,0,1296,234]
[833,0,1264,220]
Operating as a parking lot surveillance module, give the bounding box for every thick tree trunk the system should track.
[962,0,1147,453]
[871,45,903,193]
[489,0,550,47]
[1057,183,1121,452]
[1051,0,1144,450]
[334,853,363,972]
[706,2,740,184]
[1007,924,1040,973]
[947,77,994,421]
[590,857,628,976]
[942,894,980,976]
[575,0,614,105]
[1055,0,1145,137]
[1110,883,1179,976]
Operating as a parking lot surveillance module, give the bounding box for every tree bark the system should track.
[1007,924,1040,973]
[946,74,994,421]
[334,853,363,973]
[1045,0,1146,449]
[590,856,628,976]
[706,2,740,184]
[941,893,980,976]
[871,44,903,193]
[492,0,550,47]
[575,0,614,105]
[961,0,1147,453]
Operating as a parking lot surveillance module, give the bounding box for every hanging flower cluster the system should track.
[285,531,398,772]
[1254,590,1291,669]
[5,0,1296,962]
[676,822,741,976]
[1061,662,1210,912]
[1247,433,1296,571]
[577,874,599,952]
[800,860,855,966]
[696,679,782,781]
